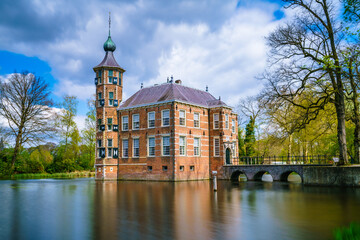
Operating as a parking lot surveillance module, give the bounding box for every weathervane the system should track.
[109,12,111,36]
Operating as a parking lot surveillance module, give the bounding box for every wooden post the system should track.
[213,175,217,192]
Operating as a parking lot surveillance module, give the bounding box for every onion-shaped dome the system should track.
[103,36,116,52]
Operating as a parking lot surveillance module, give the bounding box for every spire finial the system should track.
[108,12,111,36]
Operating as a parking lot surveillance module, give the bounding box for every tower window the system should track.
[109,92,114,106]
[122,116,129,131]
[225,114,229,129]
[108,70,113,76]
[132,114,140,130]
[133,138,140,157]
[122,139,128,157]
[179,110,186,126]
[214,138,220,156]
[98,119,102,125]
[108,148,112,158]
[108,139,113,147]
[162,166,168,171]
[180,166,184,171]
[97,140,102,147]
[148,111,155,128]
[147,166,152,172]
[107,118,113,131]
[232,119,236,133]
[162,110,170,126]
[190,166,195,171]
[98,92,102,100]
[213,114,219,129]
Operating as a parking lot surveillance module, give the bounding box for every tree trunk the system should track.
[335,91,349,165]
[287,134,292,164]
[11,131,22,174]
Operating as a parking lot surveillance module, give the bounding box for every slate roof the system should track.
[94,51,122,69]
[119,83,229,110]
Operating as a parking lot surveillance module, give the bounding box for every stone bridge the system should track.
[223,164,327,182]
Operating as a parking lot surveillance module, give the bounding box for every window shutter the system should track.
[114,100,118,107]
[100,99,105,106]
[113,77,118,84]
[95,77,98,85]
[100,124,105,131]
[113,148,118,158]
[113,125,118,131]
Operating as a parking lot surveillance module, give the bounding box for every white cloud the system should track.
[54,80,95,101]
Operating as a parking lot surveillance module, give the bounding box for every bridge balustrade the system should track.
[229,155,335,165]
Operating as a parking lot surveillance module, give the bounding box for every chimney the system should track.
[175,79,182,85]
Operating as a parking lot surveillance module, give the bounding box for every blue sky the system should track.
[0,0,286,129]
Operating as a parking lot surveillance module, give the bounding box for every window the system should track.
[194,112,200,128]
[107,139,113,147]
[98,70,102,83]
[232,119,236,133]
[214,114,219,129]
[97,140,102,147]
[98,92,102,100]
[118,73,122,85]
[122,139,129,157]
[179,110,186,126]
[147,166,152,172]
[148,137,155,156]
[180,166,184,171]
[214,138,220,156]
[98,119,102,125]
[110,167,113,172]
[108,147,112,158]
[107,118,112,131]
[162,136,170,156]
[122,116,128,131]
[109,92,114,106]
[162,110,170,126]
[194,138,200,156]
[148,111,155,128]
[133,138,139,157]
[162,166,168,171]
[132,114,140,130]
[179,136,186,156]
[190,166,195,171]
[98,168,101,172]
[108,70,113,83]
[225,114,229,128]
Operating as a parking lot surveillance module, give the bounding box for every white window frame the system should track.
[194,137,200,156]
[108,92,114,106]
[162,136,170,156]
[232,119,236,133]
[225,114,229,129]
[132,114,140,130]
[122,139,129,158]
[194,112,200,128]
[107,139,113,147]
[148,137,155,157]
[162,110,170,126]
[122,116,129,131]
[107,147,112,158]
[214,138,220,156]
[214,114,219,129]
[107,118,113,131]
[179,110,186,126]
[133,138,140,157]
[179,136,186,156]
[148,111,155,128]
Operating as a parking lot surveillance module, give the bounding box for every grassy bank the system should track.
[0,171,95,180]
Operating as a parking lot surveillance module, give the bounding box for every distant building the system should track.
[94,26,238,181]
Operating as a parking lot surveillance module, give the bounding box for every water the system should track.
[0,178,359,240]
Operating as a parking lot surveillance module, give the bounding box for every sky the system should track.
[0,0,287,130]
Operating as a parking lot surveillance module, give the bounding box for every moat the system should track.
[0,178,359,240]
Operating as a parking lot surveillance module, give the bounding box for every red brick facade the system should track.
[94,38,238,181]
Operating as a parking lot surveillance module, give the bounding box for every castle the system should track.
[94,24,238,181]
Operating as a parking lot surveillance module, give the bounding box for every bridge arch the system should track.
[280,171,302,182]
[254,171,274,182]
[230,170,248,182]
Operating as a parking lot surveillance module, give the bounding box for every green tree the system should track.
[80,97,96,170]
[244,116,256,156]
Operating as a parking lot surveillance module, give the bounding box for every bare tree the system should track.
[0,72,55,173]
[261,0,349,165]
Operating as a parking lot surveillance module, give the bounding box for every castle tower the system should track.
[94,15,125,180]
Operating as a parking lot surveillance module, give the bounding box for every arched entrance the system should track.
[226,148,231,164]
